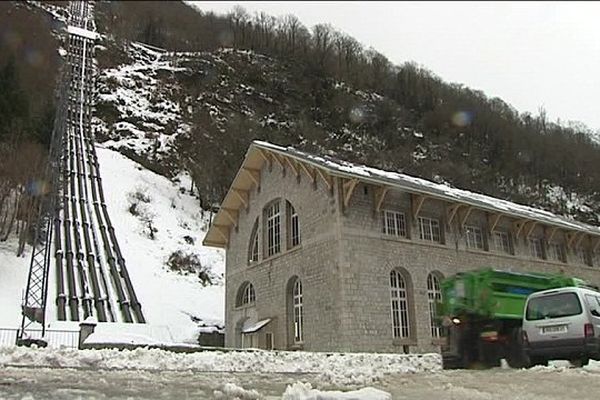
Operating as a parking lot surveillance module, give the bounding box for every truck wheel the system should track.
[570,357,589,368]
[529,356,548,367]
[479,341,501,368]
[505,327,529,368]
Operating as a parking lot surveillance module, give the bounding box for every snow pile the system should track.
[0,240,32,326]
[0,346,441,386]
[282,382,391,400]
[213,383,261,400]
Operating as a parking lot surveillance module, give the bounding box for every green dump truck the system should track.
[438,268,592,369]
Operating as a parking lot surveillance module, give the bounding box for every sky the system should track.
[189,1,600,132]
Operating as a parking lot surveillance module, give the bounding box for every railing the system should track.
[0,327,79,348]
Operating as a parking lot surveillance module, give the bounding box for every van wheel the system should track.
[570,357,589,368]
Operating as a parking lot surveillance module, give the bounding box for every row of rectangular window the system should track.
[381,209,598,266]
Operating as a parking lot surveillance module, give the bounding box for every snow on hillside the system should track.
[0,242,31,326]
[0,146,225,341]
[94,145,224,340]
[94,42,187,162]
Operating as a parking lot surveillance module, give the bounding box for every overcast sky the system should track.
[189,1,600,131]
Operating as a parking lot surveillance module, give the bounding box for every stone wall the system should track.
[225,161,344,351]
[338,182,600,353]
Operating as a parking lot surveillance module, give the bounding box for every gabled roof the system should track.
[203,140,600,248]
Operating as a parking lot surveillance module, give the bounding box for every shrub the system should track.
[166,250,213,286]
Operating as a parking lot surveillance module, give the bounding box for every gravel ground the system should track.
[1,364,600,399]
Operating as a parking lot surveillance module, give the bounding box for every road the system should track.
[1,365,599,399]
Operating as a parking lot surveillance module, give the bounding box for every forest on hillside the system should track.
[95,1,600,224]
[0,1,60,251]
[0,0,598,250]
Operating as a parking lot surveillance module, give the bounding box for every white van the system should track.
[522,286,600,367]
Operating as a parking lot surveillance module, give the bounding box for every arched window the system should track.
[248,218,259,264]
[286,201,300,248]
[264,200,281,257]
[236,282,256,307]
[292,278,304,343]
[390,270,410,339]
[427,273,443,338]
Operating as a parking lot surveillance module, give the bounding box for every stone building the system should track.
[203,141,600,353]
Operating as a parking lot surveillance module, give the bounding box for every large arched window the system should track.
[248,218,259,264]
[264,200,281,257]
[390,270,410,339]
[236,282,256,307]
[286,200,301,248]
[427,272,443,338]
[292,278,304,343]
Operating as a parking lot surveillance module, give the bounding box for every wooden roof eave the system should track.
[250,143,600,238]
[204,142,600,249]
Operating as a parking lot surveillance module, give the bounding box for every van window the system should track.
[526,292,582,321]
[585,294,600,317]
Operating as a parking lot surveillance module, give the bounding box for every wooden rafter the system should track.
[446,204,461,227]
[272,153,285,170]
[459,206,473,228]
[566,231,580,248]
[512,220,527,239]
[242,167,261,188]
[544,226,558,243]
[258,149,271,163]
[488,213,502,232]
[411,194,426,220]
[593,237,600,252]
[298,161,316,184]
[524,221,538,238]
[576,233,586,248]
[232,188,248,209]
[213,224,230,243]
[286,158,299,178]
[342,178,360,208]
[221,208,239,228]
[316,168,333,191]
[374,186,389,213]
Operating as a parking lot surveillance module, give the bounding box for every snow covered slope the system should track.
[0,146,224,342]
[92,145,224,340]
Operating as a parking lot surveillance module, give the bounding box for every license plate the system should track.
[542,325,567,334]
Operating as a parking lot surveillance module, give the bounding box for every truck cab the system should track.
[523,286,600,367]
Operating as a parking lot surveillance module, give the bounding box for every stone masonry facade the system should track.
[224,159,600,353]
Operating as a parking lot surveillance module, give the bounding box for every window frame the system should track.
[287,201,301,249]
[528,236,544,259]
[248,218,259,264]
[465,225,484,250]
[237,282,256,308]
[417,216,441,244]
[382,209,407,238]
[390,270,410,339]
[547,241,566,263]
[293,279,304,344]
[427,273,442,338]
[491,230,512,254]
[265,201,281,257]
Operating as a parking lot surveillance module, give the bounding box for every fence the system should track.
[0,327,79,349]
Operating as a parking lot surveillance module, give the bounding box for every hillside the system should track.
[89,0,600,226]
[93,38,600,226]
[0,145,224,340]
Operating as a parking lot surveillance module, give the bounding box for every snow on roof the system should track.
[251,140,600,236]
[241,318,271,334]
